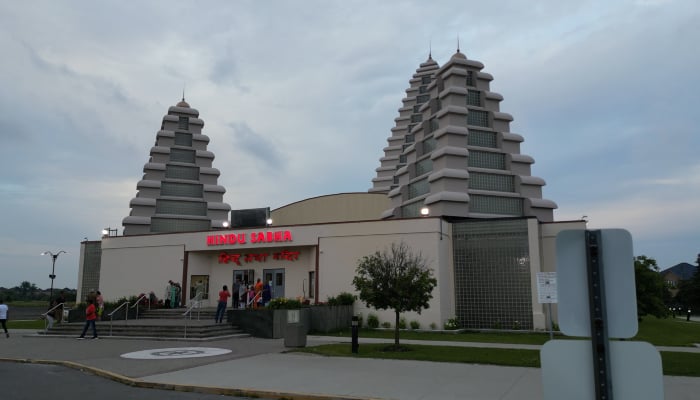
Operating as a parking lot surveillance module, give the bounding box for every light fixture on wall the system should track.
[101,227,118,237]
[420,207,430,216]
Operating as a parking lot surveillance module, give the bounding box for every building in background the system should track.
[78,49,584,330]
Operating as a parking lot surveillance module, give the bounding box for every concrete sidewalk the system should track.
[0,330,699,400]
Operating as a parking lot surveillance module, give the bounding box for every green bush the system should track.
[429,322,437,330]
[410,320,420,330]
[327,292,357,306]
[267,298,301,310]
[398,317,407,329]
[367,313,379,328]
[444,317,459,330]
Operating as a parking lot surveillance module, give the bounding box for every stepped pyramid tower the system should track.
[122,98,231,235]
[370,50,557,222]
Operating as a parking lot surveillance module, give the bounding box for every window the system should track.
[405,133,415,143]
[165,165,199,180]
[170,148,196,163]
[399,154,407,164]
[413,105,421,113]
[421,75,431,84]
[415,158,433,176]
[469,151,506,169]
[452,219,532,329]
[419,85,428,94]
[466,70,474,87]
[467,110,489,127]
[156,199,207,215]
[178,116,189,130]
[160,182,204,198]
[467,90,481,107]
[469,172,514,192]
[469,195,523,216]
[174,132,192,146]
[393,176,399,184]
[407,124,415,133]
[411,114,423,123]
[428,118,439,133]
[401,201,423,218]
[416,94,430,104]
[468,130,497,148]
[150,217,210,233]
[408,178,429,199]
[423,136,437,153]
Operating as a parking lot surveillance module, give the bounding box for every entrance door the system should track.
[263,268,285,299]
[233,269,254,287]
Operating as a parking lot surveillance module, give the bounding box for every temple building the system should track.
[122,98,231,235]
[77,49,583,331]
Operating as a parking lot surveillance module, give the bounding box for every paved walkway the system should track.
[0,329,699,399]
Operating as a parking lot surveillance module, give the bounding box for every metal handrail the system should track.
[182,292,204,339]
[129,294,148,320]
[108,301,129,336]
[41,302,65,332]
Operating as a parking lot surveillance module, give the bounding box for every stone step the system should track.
[40,319,248,339]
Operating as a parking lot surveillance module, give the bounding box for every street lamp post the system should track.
[41,250,67,301]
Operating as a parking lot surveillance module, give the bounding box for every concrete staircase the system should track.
[39,307,249,341]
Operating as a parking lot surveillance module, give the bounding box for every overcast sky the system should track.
[1,0,698,290]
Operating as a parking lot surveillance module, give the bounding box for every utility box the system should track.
[284,309,307,347]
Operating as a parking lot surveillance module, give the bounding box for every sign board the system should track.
[541,340,663,400]
[536,272,558,303]
[287,309,300,324]
[555,229,637,338]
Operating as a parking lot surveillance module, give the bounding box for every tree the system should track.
[634,255,668,319]
[675,253,700,311]
[352,242,437,349]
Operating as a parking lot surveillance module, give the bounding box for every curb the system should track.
[0,357,379,400]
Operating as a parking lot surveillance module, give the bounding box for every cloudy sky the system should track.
[1,0,698,290]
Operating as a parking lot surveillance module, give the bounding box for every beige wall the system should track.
[95,216,581,330]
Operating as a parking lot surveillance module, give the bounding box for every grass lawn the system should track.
[302,316,700,376]
[325,316,700,347]
[9,320,46,329]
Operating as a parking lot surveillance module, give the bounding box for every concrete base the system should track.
[284,323,307,347]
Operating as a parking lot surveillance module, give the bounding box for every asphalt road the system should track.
[0,361,271,400]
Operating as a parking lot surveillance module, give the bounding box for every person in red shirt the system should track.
[215,285,231,323]
[77,298,98,339]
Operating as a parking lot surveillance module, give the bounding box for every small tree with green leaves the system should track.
[634,255,669,319]
[352,242,437,349]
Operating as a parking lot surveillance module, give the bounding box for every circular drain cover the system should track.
[121,347,232,360]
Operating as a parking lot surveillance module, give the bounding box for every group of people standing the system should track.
[165,280,182,308]
[214,278,273,324]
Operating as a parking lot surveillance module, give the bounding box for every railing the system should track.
[130,294,148,320]
[182,292,204,338]
[247,292,262,308]
[108,301,129,336]
[40,302,65,333]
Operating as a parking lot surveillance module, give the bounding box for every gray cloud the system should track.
[0,0,698,289]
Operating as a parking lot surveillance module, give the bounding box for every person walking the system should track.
[215,285,231,324]
[96,291,104,321]
[56,291,66,324]
[46,299,57,329]
[0,299,9,338]
[77,298,98,339]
